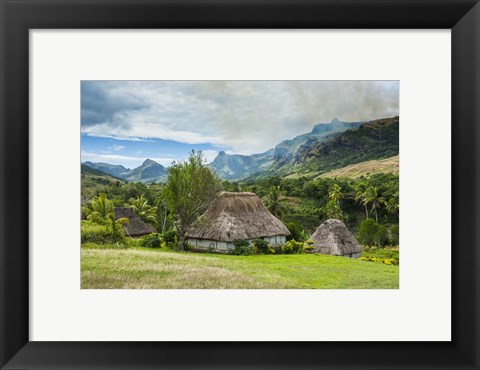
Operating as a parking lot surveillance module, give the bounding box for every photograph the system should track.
[80,80,399,289]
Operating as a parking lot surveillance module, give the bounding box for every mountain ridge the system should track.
[83,158,168,183]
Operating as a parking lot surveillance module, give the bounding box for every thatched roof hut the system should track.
[309,219,363,258]
[185,192,290,251]
[114,207,156,237]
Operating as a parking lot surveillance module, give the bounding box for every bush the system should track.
[377,224,389,246]
[281,239,304,254]
[252,238,275,254]
[360,246,399,266]
[358,218,390,247]
[390,224,399,245]
[160,229,178,248]
[140,233,161,248]
[231,239,256,256]
[358,218,378,246]
[285,221,307,242]
[81,221,111,244]
[304,239,315,252]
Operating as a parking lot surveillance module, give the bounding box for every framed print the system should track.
[1,0,479,369]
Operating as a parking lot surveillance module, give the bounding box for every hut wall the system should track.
[187,238,232,251]
[343,252,362,259]
[187,235,287,252]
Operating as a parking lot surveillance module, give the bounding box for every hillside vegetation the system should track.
[318,155,399,179]
[81,164,126,204]
[250,116,399,179]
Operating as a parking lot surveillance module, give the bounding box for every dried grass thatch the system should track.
[186,192,290,242]
[309,219,363,256]
[114,207,156,237]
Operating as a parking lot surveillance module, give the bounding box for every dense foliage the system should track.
[81,151,399,251]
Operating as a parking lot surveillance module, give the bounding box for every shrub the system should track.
[377,224,389,246]
[140,233,161,248]
[358,218,391,247]
[160,229,178,249]
[358,218,378,246]
[114,241,127,249]
[81,220,111,244]
[390,224,399,245]
[281,239,304,254]
[360,246,399,266]
[304,239,315,252]
[231,239,255,256]
[285,221,307,242]
[252,238,275,254]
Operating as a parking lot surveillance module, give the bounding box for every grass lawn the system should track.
[81,245,399,289]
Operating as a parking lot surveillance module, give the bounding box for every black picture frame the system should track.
[1,0,479,369]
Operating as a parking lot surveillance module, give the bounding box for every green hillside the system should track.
[252,116,399,179]
[81,164,126,203]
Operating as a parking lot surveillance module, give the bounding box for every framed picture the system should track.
[1,0,479,369]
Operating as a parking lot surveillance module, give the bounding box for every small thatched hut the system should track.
[186,192,290,252]
[114,207,156,237]
[309,219,363,258]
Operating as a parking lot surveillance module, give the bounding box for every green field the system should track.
[81,245,399,289]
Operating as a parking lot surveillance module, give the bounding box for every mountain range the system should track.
[84,158,168,183]
[82,116,399,183]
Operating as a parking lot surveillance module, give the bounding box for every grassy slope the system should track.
[81,246,399,289]
[318,155,399,179]
[81,164,126,201]
[284,155,399,180]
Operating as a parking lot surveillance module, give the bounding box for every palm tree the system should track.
[326,184,346,220]
[107,213,129,242]
[364,186,384,223]
[385,192,399,219]
[85,193,129,241]
[86,193,114,224]
[127,194,158,226]
[266,186,288,219]
[325,199,345,220]
[353,181,369,218]
[328,183,343,203]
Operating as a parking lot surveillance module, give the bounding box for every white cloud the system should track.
[110,145,126,152]
[82,81,399,155]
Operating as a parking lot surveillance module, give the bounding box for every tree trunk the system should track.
[178,226,186,250]
[365,204,369,218]
[162,207,167,233]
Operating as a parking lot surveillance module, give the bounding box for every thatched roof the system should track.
[309,219,363,255]
[185,192,290,242]
[114,207,156,237]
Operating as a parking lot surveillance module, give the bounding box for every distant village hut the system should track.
[309,219,363,258]
[186,192,290,252]
[114,207,156,237]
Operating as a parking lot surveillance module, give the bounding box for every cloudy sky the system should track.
[81,80,399,168]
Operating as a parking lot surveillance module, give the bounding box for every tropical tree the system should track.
[126,194,158,226]
[385,196,399,219]
[266,185,288,219]
[107,212,129,242]
[325,199,346,220]
[85,193,114,224]
[84,193,128,241]
[364,186,384,223]
[353,181,369,218]
[328,183,343,204]
[163,150,220,249]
